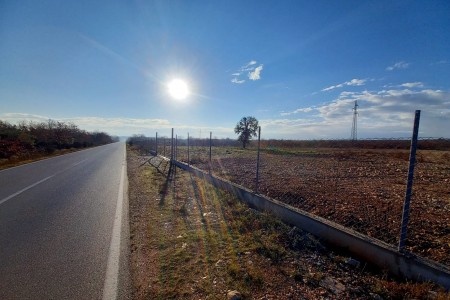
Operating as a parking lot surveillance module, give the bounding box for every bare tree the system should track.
[234,116,259,149]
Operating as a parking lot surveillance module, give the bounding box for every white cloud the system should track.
[325,88,449,133]
[386,61,410,71]
[280,107,315,116]
[400,82,423,88]
[231,60,263,84]
[248,65,263,81]
[347,79,366,86]
[231,78,245,84]
[240,61,258,71]
[0,113,49,123]
[262,87,450,139]
[322,84,344,92]
[246,60,257,66]
[322,78,367,92]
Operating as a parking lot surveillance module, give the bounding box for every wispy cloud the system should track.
[231,78,245,84]
[231,60,264,84]
[322,78,366,92]
[240,60,258,71]
[430,60,449,66]
[246,60,257,67]
[386,61,410,71]
[400,82,423,88]
[280,107,315,116]
[0,113,50,123]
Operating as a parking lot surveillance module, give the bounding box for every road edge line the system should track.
[102,146,126,300]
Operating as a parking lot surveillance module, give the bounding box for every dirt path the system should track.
[127,147,448,299]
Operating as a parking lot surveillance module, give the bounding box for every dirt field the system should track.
[127,147,449,299]
[178,146,450,267]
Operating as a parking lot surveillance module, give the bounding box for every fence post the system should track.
[171,128,174,161]
[175,134,178,161]
[209,131,212,172]
[255,126,261,193]
[398,110,421,252]
[155,132,158,156]
[187,133,190,166]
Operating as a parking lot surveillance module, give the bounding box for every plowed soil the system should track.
[184,147,450,267]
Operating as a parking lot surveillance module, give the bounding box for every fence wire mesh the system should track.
[257,148,407,246]
[407,151,450,266]
[128,133,450,267]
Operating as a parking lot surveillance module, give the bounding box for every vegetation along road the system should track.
[0,142,129,299]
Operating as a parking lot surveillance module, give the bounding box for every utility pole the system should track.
[351,100,359,141]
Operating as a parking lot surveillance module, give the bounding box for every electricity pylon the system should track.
[351,100,359,141]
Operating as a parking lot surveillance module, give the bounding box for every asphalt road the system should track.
[0,142,129,300]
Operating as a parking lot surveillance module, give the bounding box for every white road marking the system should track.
[0,175,55,206]
[0,158,89,206]
[102,149,126,300]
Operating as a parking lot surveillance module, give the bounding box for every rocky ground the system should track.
[128,147,448,299]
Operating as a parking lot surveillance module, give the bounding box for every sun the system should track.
[167,79,189,100]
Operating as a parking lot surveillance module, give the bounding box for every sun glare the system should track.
[167,79,189,100]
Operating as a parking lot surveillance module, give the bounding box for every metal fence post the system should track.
[255,126,261,193]
[171,128,174,161]
[155,132,158,156]
[187,133,190,166]
[398,110,421,252]
[163,137,166,157]
[209,131,212,172]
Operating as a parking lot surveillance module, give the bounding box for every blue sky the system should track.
[1,0,449,139]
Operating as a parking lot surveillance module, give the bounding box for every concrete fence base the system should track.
[172,159,450,290]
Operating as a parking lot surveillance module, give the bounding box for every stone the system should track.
[369,293,384,300]
[319,277,346,295]
[346,258,361,268]
[215,259,225,268]
[227,290,242,300]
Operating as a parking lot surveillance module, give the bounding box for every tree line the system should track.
[0,120,118,160]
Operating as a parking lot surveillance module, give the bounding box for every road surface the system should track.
[0,142,129,299]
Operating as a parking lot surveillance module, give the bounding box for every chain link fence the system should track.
[127,130,450,267]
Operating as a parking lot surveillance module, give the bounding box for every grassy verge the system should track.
[128,147,448,299]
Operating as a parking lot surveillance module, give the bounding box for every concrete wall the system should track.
[173,160,450,290]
